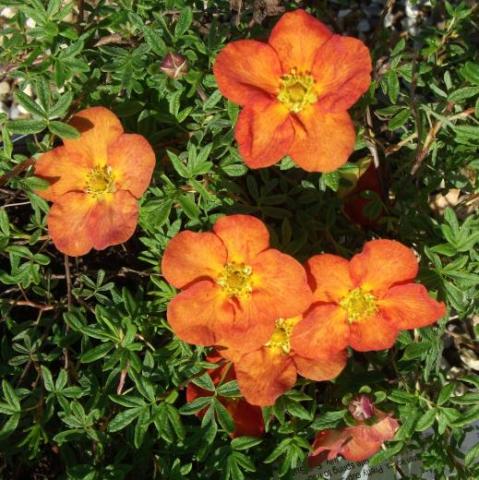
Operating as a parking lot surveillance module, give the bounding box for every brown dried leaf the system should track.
[253,0,284,23]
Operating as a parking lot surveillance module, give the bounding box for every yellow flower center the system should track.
[85,165,116,198]
[217,262,253,298]
[277,68,317,113]
[265,316,301,354]
[339,288,378,323]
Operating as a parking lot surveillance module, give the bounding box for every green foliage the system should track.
[0,0,478,479]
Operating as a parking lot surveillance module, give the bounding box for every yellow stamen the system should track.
[85,165,116,198]
[217,262,253,298]
[265,316,301,354]
[277,68,317,113]
[339,288,378,323]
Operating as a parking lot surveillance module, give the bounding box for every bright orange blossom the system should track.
[309,405,399,464]
[213,9,371,172]
[291,239,446,353]
[220,314,347,406]
[35,107,155,256]
[161,214,312,353]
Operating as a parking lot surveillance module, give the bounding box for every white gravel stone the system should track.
[0,81,10,98]
[0,7,16,19]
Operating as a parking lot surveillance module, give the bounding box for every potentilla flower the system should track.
[213,9,371,172]
[348,394,375,421]
[160,52,188,79]
[291,239,446,353]
[308,406,399,464]
[161,214,312,353]
[186,351,264,438]
[35,107,156,256]
[220,314,347,406]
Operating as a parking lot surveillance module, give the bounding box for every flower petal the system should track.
[47,192,95,256]
[289,107,355,172]
[349,311,398,352]
[49,191,136,256]
[342,415,398,462]
[268,9,332,73]
[86,190,138,250]
[306,254,354,303]
[34,147,92,201]
[213,40,282,105]
[235,348,297,406]
[64,107,123,166]
[313,35,372,113]
[235,103,294,169]
[213,214,269,264]
[309,429,351,465]
[167,280,234,346]
[379,283,446,330]
[161,231,227,289]
[225,399,265,438]
[291,304,350,357]
[251,249,313,319]
[294,349,347,381]
[349,239,419,294]
[216,298,276,354]
[107,133,156,198]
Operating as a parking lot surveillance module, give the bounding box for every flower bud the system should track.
[160,53,188,79]
[348,394,375,421]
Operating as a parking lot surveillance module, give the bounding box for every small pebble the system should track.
[358,19,371,32]
[0,7,16,19]
[26,18,36,29]
[0,81,10,98]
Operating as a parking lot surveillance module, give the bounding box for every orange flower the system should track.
[308,404,399,464]
[35,107,155,256]
[213,9,371,172]
[161,214,312,352]
[220,314,347,406]
[186,352,264,438]
[291,239,446,353]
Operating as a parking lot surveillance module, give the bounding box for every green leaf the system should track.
[0,208,10,237]
[216,380,240,398]
[42,366,55,392]
[108,407,143,432]
[214,398,234,433]
[450,405,479,427]
[402,342,431,360]
[80,343,113,363]
[167,151,189,177]
[2,381,20,412]
[177,194,200,220]
[174,7,193,38]
[415,408,436,431]
[191,374,215,393]
[448,86,479,103]
[465,441,479,466]
[179,396,212,415]
[48,121,80,139]
[49,92,73,118]
[461,62,479,84]
[24,176,50,191]
[437,383,455,405]
[231,437,263,451]
[7,119,47,134]
[388,109,410,130]
[15,91,47,118]
[311,410,347,430]
[143,27,167,56]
